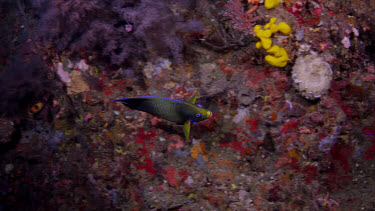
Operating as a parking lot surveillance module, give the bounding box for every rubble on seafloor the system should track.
[1,0,375,210]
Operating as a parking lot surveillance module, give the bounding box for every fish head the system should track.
[186,105,212,123]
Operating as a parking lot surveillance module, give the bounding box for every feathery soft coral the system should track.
[33,0,203,66]
[224,0,260,35]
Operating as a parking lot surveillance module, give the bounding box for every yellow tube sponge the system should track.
[264,17,278,33]
[265,0,280,9]
[254,17,292,67]
[254,25,273,50]
[264,18,291,35]
[277,22,292,35]
[265,45,289,67]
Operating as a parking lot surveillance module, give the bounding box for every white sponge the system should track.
[292,55,332,99]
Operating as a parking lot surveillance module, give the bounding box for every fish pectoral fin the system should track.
[183,120,191,140]
[188,92,198,104]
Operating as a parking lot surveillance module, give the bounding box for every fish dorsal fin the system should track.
[183,120,191,140]
[188,92,198,104]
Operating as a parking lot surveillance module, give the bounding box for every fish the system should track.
[28,102,44,114]
[112,93,212,140]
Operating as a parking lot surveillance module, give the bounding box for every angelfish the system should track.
[112,93,212,140]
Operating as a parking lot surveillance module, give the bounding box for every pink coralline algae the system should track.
[274,157,291,168]
[162,166,189,187]
[245,68,268,90]
[135,158,156,175]
[167,135,184,152]
[280,120,299,134]
[246,119,259,131]
[283,0,322,26]
[302,165,318,184]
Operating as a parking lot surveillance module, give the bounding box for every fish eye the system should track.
[196,113,201,118]
[29,102,44,114]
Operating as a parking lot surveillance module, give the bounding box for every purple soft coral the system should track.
[34,0,203,66]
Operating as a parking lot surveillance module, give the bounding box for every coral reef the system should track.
[1,0,375,210]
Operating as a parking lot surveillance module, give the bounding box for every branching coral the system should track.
[223,0,260,35]
[198,0,253,51]
[201,19,246,51]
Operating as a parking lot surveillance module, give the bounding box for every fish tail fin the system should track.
[110,98,130,105]
[110,98,147,110]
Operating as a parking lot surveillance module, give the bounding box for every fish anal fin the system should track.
[183,120,191,140]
